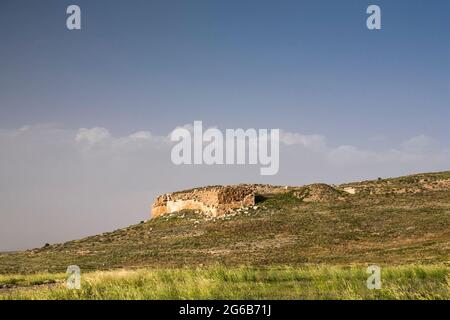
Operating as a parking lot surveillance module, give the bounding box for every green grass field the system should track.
[1,265,448,300]
[0,172,449,300]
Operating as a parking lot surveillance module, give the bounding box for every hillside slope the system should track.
[0,171,449,274]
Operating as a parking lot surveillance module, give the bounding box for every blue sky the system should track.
[0,1,449,250]
[1,0,449,146]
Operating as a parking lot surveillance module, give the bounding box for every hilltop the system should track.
[0,171,449,274]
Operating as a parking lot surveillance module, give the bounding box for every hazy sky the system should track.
[0,0,449,250]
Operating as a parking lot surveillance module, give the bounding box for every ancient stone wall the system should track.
[151,174,450,218]
[151,185,255,218]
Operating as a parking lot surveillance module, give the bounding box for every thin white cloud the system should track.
[128,131,153,140]
[401,134,439,154]
[279,131,327,150]
[75,127,111,145]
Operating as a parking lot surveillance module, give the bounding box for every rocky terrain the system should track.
[0,171,449,274]
[152,172,450,217]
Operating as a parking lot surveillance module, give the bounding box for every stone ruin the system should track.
[151,185,256,218]
[150,183,347,218]
[150,173,450,218]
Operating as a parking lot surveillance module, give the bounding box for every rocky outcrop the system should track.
[339,176,450,196]
[293,184,346,202]
[151,185,255,218]
[151,172,450,218]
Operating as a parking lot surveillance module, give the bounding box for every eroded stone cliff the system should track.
[151,185,256,218]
